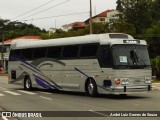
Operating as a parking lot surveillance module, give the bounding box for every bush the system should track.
[151,56,160,79]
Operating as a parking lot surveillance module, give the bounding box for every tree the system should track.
[151,0,160,23]
[76,22,109,35]
[151,56,160,79]
[92,23,110,34]
[116,0,153,34]
[109,19,136,35]
[0,19,43,41]
[145,23,160,58]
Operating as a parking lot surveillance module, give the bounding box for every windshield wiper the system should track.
[130,50,138,65]
[130,50,147,67]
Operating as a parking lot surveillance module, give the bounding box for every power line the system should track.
[21,12,89,21]
[18,0,72,21]
[11,0,56,20]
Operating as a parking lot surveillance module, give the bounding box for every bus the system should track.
[8,33,152,96]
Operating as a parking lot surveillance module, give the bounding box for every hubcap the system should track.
[88,83,94,94]
[26,79,31,88]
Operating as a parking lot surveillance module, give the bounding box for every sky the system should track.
[0,0,117,30]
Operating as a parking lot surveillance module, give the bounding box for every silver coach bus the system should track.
[8,33,152,96]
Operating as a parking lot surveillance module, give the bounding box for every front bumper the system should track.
[111,85,151,92]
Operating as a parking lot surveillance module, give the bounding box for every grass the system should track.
[152,80,160,83]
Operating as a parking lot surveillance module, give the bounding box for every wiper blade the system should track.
[130,50,146,67]
[130,50,138,65]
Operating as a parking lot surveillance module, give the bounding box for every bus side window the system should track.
[21,49,34,60]
[15,50,21,57]
[62,45,79,58]
[33,47,47,59]
[80,44,98,57]
[103,49,111,65]
[9,50,22,60]
[47,47,62,58]
[98,45,112,67]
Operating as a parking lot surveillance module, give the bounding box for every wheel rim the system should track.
[88,83,94,95]
[26,79,31,89]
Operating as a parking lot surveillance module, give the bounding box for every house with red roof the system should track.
[62,22,86,32]
[85,9,118,24]
[0,35,41,44]
[62,10,118,31]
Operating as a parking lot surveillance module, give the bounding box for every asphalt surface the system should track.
[0,75,160,120]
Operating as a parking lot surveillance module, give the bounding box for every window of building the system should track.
[99,18,105,22]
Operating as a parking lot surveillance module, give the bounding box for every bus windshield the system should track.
[112,44,151,69]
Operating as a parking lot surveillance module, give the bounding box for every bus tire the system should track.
[24,76,32,91]
[86,78,97,97]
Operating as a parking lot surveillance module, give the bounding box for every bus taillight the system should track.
[114,79,121,85]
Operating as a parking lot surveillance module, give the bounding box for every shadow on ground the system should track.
[14,87,150,100]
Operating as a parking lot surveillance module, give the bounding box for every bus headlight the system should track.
[121,78,130,85]
[145,77,151,84]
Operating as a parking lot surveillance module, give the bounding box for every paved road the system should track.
[0,76,160,120]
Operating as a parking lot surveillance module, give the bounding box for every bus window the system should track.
[9,50,21,61]
[10,50,21,57]
[80,44,98,57]
[62,45,79,58]
[33,48,47,59]
[21,49,34,60]
[47,47,62,58]
[98,45,112,67]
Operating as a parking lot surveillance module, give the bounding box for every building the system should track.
[0,36,41,71]
[62,10,118,32]
[85,9,119,24]
[48,27,57,36]
[62,22,86,32]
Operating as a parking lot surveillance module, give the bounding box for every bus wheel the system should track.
[24,77,32,91]
[86,79,97,97]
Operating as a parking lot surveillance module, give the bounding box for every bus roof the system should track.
[10,33,147,50]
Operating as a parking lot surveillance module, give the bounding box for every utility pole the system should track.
[1,34,4,70]
[89,0,93,34]
[55,20,57,29]
[0,27,4,70]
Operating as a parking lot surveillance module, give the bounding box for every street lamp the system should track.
[89,0,93,34]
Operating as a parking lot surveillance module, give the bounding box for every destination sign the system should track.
[123,40,140,44]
